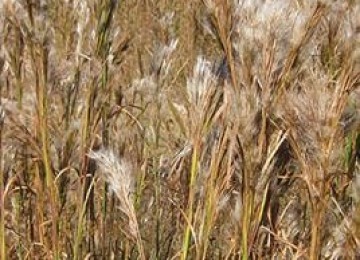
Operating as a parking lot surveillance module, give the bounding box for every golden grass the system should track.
[0,0,359,259]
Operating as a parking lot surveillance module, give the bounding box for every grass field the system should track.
[0,0,359,259]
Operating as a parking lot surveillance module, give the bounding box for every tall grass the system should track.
[0,0,359,259]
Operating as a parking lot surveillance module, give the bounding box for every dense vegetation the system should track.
[0,0,359,259]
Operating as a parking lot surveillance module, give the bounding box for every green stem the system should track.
[181,140,200,260]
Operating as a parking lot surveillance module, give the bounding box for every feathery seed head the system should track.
[151,39,178,77]
[88,148,139,239]
[88,149,134,198]
[187,57,216,107]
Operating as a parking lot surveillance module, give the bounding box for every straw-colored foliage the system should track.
[0,0,359,259]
